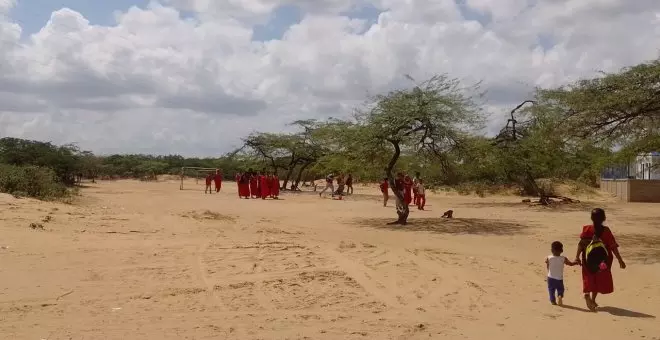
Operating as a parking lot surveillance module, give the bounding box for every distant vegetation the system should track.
[1,58,658,209]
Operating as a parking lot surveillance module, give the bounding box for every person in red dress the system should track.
[249,169,258,198]
[213,169,222,193]
[270,172,280,199]
[574,208,626,311]
[238,172,250,199]
[403,174,413,206]
[259,172,270,199]
[234,172,241,197]
[379,177,389,207]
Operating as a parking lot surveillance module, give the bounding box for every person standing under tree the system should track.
[346,173,354,195]
[403,174,413,206]
[379,177,389,207]
[335,172,345,196]
[416,179,426,210]
[412,172,421,205]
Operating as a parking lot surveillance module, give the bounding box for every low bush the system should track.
[0,164,70,200]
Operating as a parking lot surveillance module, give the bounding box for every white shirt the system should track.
[547,255,566,280]
[417,183,425,195]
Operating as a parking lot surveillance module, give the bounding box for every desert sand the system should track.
[1,179,658,340]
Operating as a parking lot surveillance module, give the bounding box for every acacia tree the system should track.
[287,120,328,189]
[542,58,660,155]
[354,75,482,224]
[243,132,294,178]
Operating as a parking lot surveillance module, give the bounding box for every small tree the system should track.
[356,75,482,224]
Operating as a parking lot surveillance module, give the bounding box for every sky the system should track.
[0,0,659,157]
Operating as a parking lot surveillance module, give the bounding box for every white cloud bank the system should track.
[0,0,659,156]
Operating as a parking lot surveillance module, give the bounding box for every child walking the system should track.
[546,241,578,305]
[205,173,213,194]
[416,179,426,210]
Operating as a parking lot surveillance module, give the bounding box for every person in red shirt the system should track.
[213,169,222,193]
[205,172,213,194]
[379,177,389,207]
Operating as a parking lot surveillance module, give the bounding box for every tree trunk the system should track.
[293,162,311,189]
[385,140,409,225]
[281,163,297,190]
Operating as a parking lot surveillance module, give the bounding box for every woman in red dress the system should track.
[234,173,241,197]
[238,172,250,199]
[259,172,270,199]
[249,170,259,198]
[403,175,413,206]
[270,172,280,199]
[575,208,626,311]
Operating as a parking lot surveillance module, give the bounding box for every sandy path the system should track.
[1,179,658,339]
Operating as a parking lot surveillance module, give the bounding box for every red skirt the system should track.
[582,262,614,294]
[238,183,250,197]
[270,177,280,196]
[404,188,412,205]
[249,179,258,196]
[259,176,271,198]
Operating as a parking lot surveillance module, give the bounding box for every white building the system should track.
[632,152,660,180]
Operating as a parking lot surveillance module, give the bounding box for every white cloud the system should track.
[0,0,659,156]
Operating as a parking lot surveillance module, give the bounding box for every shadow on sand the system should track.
[457,201,616,213]
[353,217,530,236]
[560,304,591,313]
[561,304,655,318]
[598,306,656,318]
[75,184,99,189]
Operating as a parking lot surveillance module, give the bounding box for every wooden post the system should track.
[180,167,184,190]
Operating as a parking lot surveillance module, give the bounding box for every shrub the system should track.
[0,164,70,200]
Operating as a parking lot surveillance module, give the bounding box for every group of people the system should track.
[235,169,280,200]
[545,208,626,311]
[379,172,426,210]
[318,172,354,197]
[204,169,223,194]
[202,168,280,199]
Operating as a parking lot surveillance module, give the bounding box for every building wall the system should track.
[628,179,660,202]
[600,179,629,202]
[600,179,660,202]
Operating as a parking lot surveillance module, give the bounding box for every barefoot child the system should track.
[546,241,578,305]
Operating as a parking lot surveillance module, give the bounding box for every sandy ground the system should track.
[1,179,659,340]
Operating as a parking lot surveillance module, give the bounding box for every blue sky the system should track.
[9,0,384,41]
[9,0,508,43]
[10,0,150,35]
